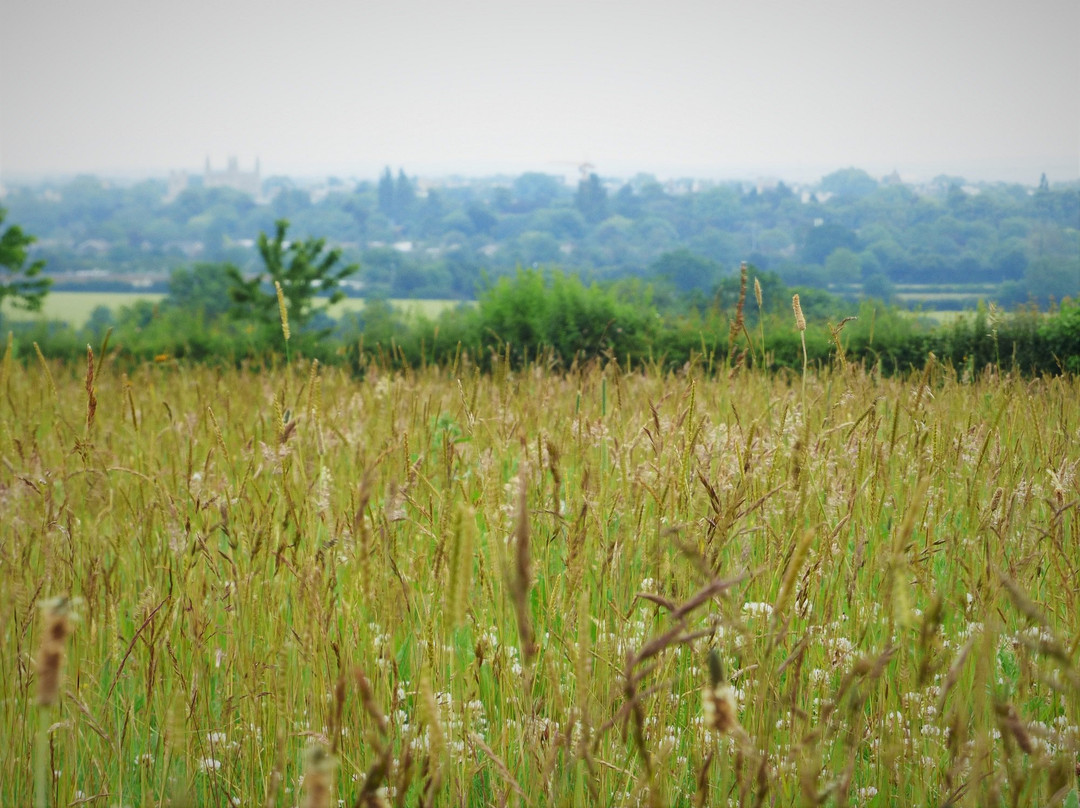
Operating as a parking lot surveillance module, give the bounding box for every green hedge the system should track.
[6,272,1079,378]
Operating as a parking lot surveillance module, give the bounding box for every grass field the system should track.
[0,292,167,328]
[0,353,1077,806]
[0,292,464,329]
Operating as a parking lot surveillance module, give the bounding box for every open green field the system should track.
[1,356,1077,806]
[0,292,464,329]
[0,292,167,328]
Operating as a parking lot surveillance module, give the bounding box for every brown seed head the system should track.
[703,683,739,734]
[36,597,77,707]
[792,294,806,332]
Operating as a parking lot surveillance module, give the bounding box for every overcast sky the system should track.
[2,0,1077,185]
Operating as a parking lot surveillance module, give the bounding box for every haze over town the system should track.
[2,0,1078,186]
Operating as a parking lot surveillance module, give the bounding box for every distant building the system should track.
[163,156,263,202]
[204,156,262,199]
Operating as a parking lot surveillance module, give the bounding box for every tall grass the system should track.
[0,344,1077,805]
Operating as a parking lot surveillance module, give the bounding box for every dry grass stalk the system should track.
[829,316,857,370]
[772,528,814,629]
[889,475,931,630]
[511,467,537,664]
[206,405,231,468]
[728,262,748,360]
[446,503,476,629]
[84,344,97,431]
[305,358,320,420]
[33,342,57,401]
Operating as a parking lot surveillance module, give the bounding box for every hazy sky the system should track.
[2,0,1077,184]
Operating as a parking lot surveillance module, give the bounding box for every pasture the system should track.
[0,292,463,329]
[0,352,1077,806]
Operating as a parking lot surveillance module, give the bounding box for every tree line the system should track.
[3,166,1077,307]
[2,211,1077,376]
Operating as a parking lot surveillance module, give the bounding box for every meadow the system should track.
[0,346,1077,806]
[0,293,462,329]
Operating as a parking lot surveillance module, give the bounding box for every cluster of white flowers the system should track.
[741,601,773,619]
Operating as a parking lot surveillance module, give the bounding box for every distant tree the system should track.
[802,223,860,265]
[84,305,116,341]
[649,248,722,294]
[395,170,416,219]
[820,168,878,200]
[361,246,408,296]
[576,173,608,224]
[0,208,51,313]
[528,208,586,240]
[1023,257,1080,308]
[862,273,895,302]
[512,231,561,266]
[612,183,642,219]
[511,173,563,212]
[166,263,236,319]
[271,187,312,218]
[377,168,395,218]
[226,219,358,332]
[466,205,498,236]
[824,247,862,284]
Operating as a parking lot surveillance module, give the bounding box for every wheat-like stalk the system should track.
[275,281,291,342]
[793,294,807,402]
[84,344,97,432]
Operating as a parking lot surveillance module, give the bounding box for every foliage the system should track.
[165,262,236,318]
[649,248,723,294]
[225,219,358,335]
[0,207,51,313]
[4,170,1077,308]
[468,268,655,366]
[1038,298,1080,373]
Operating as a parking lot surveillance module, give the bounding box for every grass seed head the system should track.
[792,294,806,332]
[275,281,291,342]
